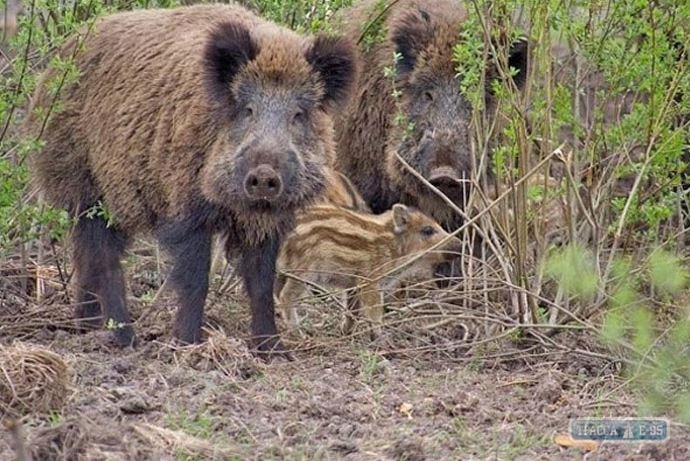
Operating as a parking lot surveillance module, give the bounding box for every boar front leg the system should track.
[276,277,304,328]
[357,283,385,339]
[165,228,212,344]
[238,237,290,358]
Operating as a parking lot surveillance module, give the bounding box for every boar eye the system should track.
[242,106,254,119]
[292,109,306,125]
[420,226,436,237]
[424,91,434,102]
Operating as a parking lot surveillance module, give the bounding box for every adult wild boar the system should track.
[28,4,356,355]
[334,0,528,230]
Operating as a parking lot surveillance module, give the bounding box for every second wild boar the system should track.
[334,0,529,230]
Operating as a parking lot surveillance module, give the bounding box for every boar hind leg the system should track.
[238,237,288,357]
[165,229,212,345]
[360,285,384,338]
[72,215,134,347]
[276,277,303,328]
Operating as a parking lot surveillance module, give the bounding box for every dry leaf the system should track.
[398,402,413,419]
[554,434,599,451]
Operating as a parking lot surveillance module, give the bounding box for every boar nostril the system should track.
[243,164,283,201]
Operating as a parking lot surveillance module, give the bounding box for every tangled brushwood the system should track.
[0,342,72,418]
[170,327,265,379]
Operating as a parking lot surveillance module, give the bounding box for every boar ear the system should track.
[307,34,358,109]
[508,37,529,89]
[204,21,259,103]
[392,204,410,234]
[390,8,432,75]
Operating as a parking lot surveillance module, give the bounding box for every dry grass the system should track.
[131,422,241,460]
[167,326,265,379]
[0,258,74,341]
[0,342,72,418]
[26,417,88,461]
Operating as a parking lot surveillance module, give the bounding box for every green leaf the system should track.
[648,250,688,294]
[544,244,599,299]
[631,305,654,353]
[601,309,625,344]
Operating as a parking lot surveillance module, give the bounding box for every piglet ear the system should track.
[392,203,411,234]
[390,8,432,75]
[306,34,358,109]
[203,21,259,103]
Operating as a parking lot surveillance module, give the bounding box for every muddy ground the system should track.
[1,248,689,461]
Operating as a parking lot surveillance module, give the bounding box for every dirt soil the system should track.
[2,250,690,461]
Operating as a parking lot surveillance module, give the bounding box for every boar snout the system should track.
[243,164,283,201]
[423,129,471,189]
[428,165,462,188]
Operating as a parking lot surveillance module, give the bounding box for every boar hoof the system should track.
[111,325,137,348]
[341,313,357,335]
[368,324,382,341]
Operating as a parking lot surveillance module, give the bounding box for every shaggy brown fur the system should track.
[276,203,461,334]
[334,0,528,230]
[28,4,357,354]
